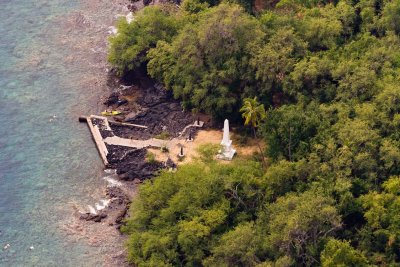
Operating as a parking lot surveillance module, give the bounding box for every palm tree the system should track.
[240,97,266,168]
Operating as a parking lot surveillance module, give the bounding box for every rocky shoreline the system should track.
[72,1,210,265]
[80,186,131,228]
[80,66,204,228]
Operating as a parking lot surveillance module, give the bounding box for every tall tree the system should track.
[147,4,265,118]
[108,5,181,75]
[240,97,267,168]
[265,190,342,266]
[321,239,369,267]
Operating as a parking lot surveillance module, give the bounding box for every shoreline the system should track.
[78,67,208,215]
[66,1,214,265]
[62,0,200,265]
[51,0,137,265]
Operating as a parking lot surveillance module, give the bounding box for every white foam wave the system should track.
[95,199,111,211]
[88,205,97,215]
[103,176,123,187]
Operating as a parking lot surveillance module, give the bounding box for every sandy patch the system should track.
[147,129,264,164]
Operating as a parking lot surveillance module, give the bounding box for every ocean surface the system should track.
[0,0,124,265]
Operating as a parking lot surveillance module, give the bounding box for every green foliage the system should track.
[122,159,264,266]
[196,143,219,163]
[382,0,400,35]
[160,145,169,153]
[296,5,343,50]
[240,97,267,167]
[263,159,309,200]
[108,5,181,75]
[262,102,321,161]
[109,0,400,265]
[286,54,335,101]
[240,97,266,128]
[146,151,156,163]
[250,28,307,94]
[147,4,264,118]
[359,177,400,264]
[264,190,342,266]
[181,0,210,14]
[321,239,369,267]
[204,222,261,266]
[154,131,170,140]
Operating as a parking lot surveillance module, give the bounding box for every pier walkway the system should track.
[84,115,204,166]
[104,136,167,149]
[86,115,109,165]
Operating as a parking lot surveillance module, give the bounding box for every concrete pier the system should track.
[83,115,204,167]
[104,136,166,149]
[86,115,109,166]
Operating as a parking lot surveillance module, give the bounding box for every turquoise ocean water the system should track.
[0,0,116,265]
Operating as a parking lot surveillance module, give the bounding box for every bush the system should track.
[154,131,170,140]
[122,159,264,266]
[321,239,369,267]
[160,145,169,153]
[196,143,219,163]
[108,5,181,75]
[146,151,156,163]
[109,0,400,265]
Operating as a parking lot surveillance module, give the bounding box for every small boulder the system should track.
[80,212,107,222]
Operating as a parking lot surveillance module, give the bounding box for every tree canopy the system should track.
[109,0,400,265]
[108,5,182,75]
[147,3,264,118]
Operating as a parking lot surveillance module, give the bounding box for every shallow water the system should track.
[0,0,125,265]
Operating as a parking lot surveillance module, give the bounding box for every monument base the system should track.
[217,148,236,161]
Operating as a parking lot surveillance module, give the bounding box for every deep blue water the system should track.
[0,0,113,265]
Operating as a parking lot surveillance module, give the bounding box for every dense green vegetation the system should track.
[111,0,400,265]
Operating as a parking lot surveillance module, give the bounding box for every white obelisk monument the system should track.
[217,119,236,160]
